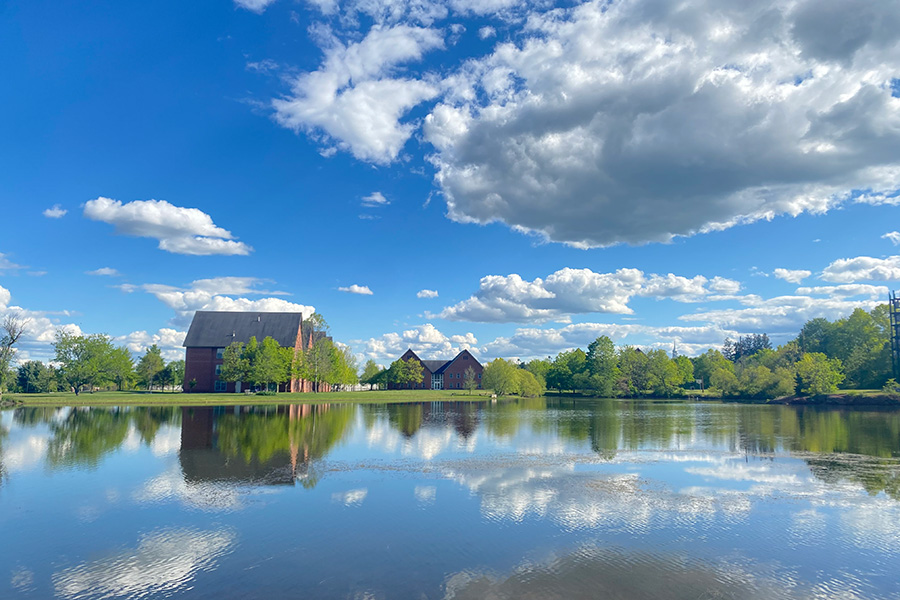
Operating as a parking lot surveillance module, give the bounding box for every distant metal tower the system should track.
[891,291,900,379]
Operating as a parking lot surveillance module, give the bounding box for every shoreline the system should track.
[3,390,899,408]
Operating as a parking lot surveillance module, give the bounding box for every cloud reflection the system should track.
[53,527,235,599]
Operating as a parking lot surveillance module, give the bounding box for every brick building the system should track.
[387,348,483,390]
[182,311,328,393]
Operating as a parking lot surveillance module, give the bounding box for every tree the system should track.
[463,366,479,394]
[645,349,680,397]
[17,360,50,393]
[160,359,185,392]
[524,358,551,389]
[514,369,544,397]
[0,314,27,401]
[796,352,844,396]
[360,359,381,388]
[53,330,116,394]
[586,336,618,397]
[482,358,518,396]
[387,357,424,387]
[328,344,359,388]
[547,349,587,393]
[252,336,290,392]
[723,334,772,362]
[691,349,731,389]
[107,346,135,391]
[616,347,649,396]
[220,341,249,388]
[136,345,165,390]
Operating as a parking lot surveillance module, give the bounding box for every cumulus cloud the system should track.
[43,204,67,218]
[681,294,883,333]
[821,255,900,282]
[338,284,374,295]
[0,284,10,310]
[272,25,444,163]
[83,197,252,256]
[482,322,738,359]
[437,267,741,323]
[883,231,900,245]
[124,276,313,328]
[774,268,812,284]
[361,192,390,206]
[86,267,121,277]
[360,323,477,361]
[114,329,187,361]
[422,0,900,247]
[417,289,439,298]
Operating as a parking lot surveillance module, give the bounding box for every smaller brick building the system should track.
[387,348,483,390]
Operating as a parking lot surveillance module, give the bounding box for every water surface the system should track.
[1,400,899,599]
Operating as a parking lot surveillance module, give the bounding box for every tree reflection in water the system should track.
[183,404,354,488]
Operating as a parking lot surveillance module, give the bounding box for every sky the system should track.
[1,0,899,367]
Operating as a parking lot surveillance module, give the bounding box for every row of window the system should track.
[444,372,481,378]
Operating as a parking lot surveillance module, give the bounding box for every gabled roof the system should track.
[183,311,303,348]
[422,360,448,373]
[399,348,481,374]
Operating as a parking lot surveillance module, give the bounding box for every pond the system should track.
[1,399,899,599]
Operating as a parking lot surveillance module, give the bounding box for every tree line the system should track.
[481,305,890,399]
[7,330,185,394]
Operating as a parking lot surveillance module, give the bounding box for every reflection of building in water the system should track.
[179,405,339,487]
[382,402,481,440]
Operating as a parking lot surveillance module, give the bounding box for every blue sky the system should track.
[2,0,899,366]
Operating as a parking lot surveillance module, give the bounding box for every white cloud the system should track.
[114,329,187,362]
[43,204,67,218]
[795,284,887,299]
[361,191,390,206]
[882,231,900,245]
[774,268,812,284]
[478,26,496,39]
[821,255,900,282]
[234,0,277,13]
[272,25,444,163]
[681,294,882,334]
[0,253,26,272]
[338,284,374,295]
[417,289,439,298]
[438,267,741,323]
[0,284,10,310]
[424,0,900,247]
[83,197,252,256]
[482,322,737,360]
[86,267,121,277]
[361,323,477,361]
[125,277,314,328]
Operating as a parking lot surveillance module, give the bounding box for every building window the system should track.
[216,348,225,359]
[214,381,227,392]
[215,364,222,376]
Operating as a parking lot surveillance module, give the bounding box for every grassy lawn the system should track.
[3,389,496,407]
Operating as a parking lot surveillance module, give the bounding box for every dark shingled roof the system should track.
[183,311,302,348]
[421,360,448,374]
